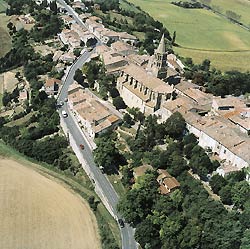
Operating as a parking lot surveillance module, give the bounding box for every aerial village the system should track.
[1,0,249,193]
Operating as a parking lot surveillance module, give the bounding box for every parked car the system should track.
[118,219,125,228]
[62,110,68,118]
[79,144,84,150]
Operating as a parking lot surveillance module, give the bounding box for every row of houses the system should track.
[155,91,250,176]
[67,82,121,138]
[84,16,137,45]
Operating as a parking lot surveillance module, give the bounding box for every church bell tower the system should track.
[151,34,168,80]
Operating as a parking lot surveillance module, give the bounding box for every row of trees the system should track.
[183,58,250,96]
[171,1,203,9]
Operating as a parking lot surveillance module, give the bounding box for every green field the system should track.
[127,0,250,71]
[209,0,250,27]
[0,13,11,58]
[0,0,7,13]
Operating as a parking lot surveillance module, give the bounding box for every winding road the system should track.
[56,0,137,248]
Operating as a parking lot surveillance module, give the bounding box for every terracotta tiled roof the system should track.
[122,64,173,94]
[45,78,61,87]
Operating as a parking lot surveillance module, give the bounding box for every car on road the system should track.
[64,98,68,102]
[79,144,84,150]
[62,110,68,118]
[100,166,104,173]
[118,219,125,228]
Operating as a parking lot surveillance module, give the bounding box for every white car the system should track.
[62,110,68,118]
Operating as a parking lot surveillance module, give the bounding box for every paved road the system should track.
[56,1,137,248]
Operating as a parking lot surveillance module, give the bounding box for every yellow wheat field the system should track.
[0,158,101,249]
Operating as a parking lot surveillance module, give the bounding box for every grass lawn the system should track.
[0,0,7,13]
[127,0,250,71]
[0,93,2,109]
[107,174,126,197]
[0,13,11,58]
[6,112,34,127]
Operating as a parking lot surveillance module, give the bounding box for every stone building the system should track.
[117,63,174,115]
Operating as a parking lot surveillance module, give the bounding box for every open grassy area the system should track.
[127,0,250,71]
[0,0,7,13]
[207,0,250,27]
[107,174,126,197]
[0,13,11,58]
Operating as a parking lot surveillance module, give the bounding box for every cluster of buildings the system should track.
[133,165,180,195]
[45,1,249,178]
[58,11,137,51]
[67,82,121,138]
[93,30,249,177]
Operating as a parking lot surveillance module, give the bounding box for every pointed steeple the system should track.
[156,34,166,54]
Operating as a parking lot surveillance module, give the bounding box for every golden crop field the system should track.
[0,158,101,249]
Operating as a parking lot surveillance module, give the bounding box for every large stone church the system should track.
[117,34,175,115]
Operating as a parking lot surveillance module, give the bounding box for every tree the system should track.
[165,112,186,140]
[117,172,158,225]
[113,96,127,110]
[73,69,84,85]
[209,174,227,194]
[49,0,58,14]
[135,217,161,248]
[219,185,232,205]
[169,152,188,176]
[123,113,134,127]
[232,181,250,209]
[88,195,98,211]
[2,91,11,106]
[241,229,250,249]
[172,31,176,45]
[94,135,124,174]
[179,220,202,249]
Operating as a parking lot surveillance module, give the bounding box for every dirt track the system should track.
[0,159,101,249]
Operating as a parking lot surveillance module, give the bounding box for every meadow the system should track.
[127,0,250,71]
[0,13,11,58]
[0,0,7,13]
[208,0,250,27]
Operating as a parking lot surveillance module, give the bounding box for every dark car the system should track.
[79,144,85,150]
[118,219,125,228]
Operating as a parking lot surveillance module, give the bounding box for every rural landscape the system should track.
[128,0,250,71]
[0,0,250,249]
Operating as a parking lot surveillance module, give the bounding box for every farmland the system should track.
[208,0,250,27]
[0,157,101,249]
[0,13,11,58]
[127,0,250,71]
[0,0,7,13]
